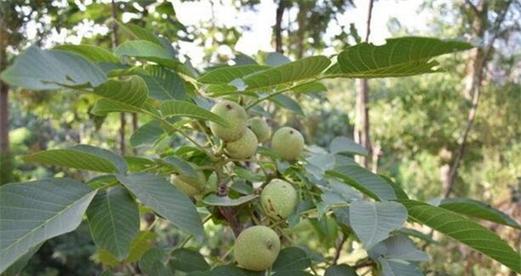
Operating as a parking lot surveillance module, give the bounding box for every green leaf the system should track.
[327,165,396,200]
[0,178,97,273]
[160,100,228,126]
[349,200,408,249]
[439,197,521,229]
[141,65,186,100]
[116,21,163,46]
[242,56,331,91]
[170,248,210,272]
[265,52,291,66]
[55,44,120,63]
[291,81,327,94]
[130,120,165,147]
[329,137,368,156]
[2,244,42,276]
[402,200,521,272]
[94,75,149,107]
[24,145,125,173]
[271,94,304,115]
[72,144,127,173]
[334,36,472,78]
[378,258,422,276]
[115,40,171,60]
[86,186,140,260]
[91,98,150,116]
[324,265,358,276]
[272,247,311,273]
[198,64,269,84]
[368,235,429,262]
[202,194,258,206]
[127,231,157,262]
[139,248,172,276]
[117,173,204,240]
[0,46,106,90]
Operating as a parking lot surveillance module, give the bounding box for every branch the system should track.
[364,0,375,42]
[464,0,480,16]
[333,234,348,264]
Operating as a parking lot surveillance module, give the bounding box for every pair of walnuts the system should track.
[173,100,305,271]
[209,100,304,161]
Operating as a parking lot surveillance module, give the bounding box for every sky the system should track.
[171,0,429,66]
[26,0,431,67]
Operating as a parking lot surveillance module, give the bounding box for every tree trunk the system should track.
[443,46,485,197]
[110,0,126,155]
[0,19,12,185]
[442,0,513,197]
[274,0,286,53]
[354,0,374,169]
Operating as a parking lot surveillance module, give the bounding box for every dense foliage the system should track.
[0,20,520,276]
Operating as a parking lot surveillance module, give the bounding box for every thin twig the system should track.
[333,234,348,265]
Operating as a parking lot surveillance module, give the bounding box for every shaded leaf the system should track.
[0,179,97,273]
[87,186,140,260]
[329,137,368,156]
[324,265,358,276]
[56,44,120,63]
[117,173,204,240]
[368,235,429,262]
[272,247,311,272]
[130,120,165,147]
[271,94,304,115]
[127,231,157,262]
[327,165,396,200]
[1,46,106,90]
[139,248,172,276]
[170,248,210,272]
[202,194,258,206]
[349,200,407,249]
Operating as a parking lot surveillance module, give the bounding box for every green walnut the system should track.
[209,100,248,142]
[170,170,206,197]
[271,127,304,161]
[234,225,281,271]
[247,117,271,143]
[261,179,298,219]
[225,128,258,159]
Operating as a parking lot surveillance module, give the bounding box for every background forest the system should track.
[0,0,520,275]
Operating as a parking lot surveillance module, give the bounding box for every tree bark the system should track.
[0,17,11,185]
[110,0,126,155]
[274,0,286,53]
[354,0,374,169]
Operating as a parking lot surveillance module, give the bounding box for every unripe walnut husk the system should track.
[209,100,248,142]
[247,117,271,143]
[271,127,304,161]
[234,225,280,271]
[225,128,258,159]
[261,179,298,219]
